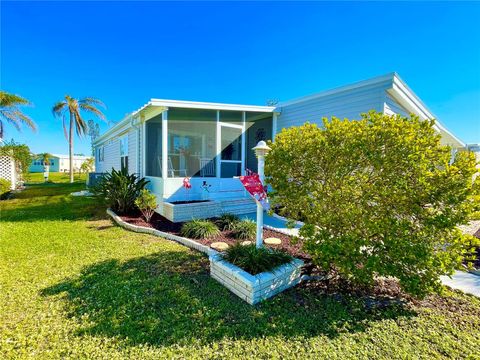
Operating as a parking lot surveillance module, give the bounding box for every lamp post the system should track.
[252,140,271,248]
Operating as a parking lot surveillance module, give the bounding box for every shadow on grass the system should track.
[1,182,105,222]
[41,250,416,347]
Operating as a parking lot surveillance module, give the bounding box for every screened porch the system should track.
[143,105,274,202]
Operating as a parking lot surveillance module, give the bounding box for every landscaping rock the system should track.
[264,237,282,245]
[211,242,229,251]
[241,241,252,246]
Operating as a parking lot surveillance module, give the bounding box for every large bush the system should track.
[92,168,149,214]
[266,111,479,297]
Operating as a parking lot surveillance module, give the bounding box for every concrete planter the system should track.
[163,200,221,222]
[210,253,304,304]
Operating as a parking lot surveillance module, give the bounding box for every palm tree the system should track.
[52,96,106,183]
[37,152,52,169]
[36,152,52,181]
[0,90,37,139]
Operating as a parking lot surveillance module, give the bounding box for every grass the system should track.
[1,179,480,358]
[25,171,87,184]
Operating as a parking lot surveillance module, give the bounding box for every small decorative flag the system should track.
[183,177,192,189]
[239,170,269,210]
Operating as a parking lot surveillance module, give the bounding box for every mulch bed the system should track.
[119,211,311,261]
[120,212,480,276]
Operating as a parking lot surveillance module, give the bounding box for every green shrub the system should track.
[135,189,157,222]
[0,178,11,199]
[92,168,149,214]
[216,213,240,231]
[181,219,220,239]
[221,243,293,275]
[231,219,257,240]
[266,111,479,298]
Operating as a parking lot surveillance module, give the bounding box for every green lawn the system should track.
[1,181,479,359]
[25,171,87,184]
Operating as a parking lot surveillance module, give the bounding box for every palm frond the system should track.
[62,114,68,140]
[0,91,31,107]
[79,97,106,108]
[79,103,106,120]
[0,108,36,132]
[0,91,36,137]
[73,109,88,137]
[52,101,67,117]
[0,110,21,131]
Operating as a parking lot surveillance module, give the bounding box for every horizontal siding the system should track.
[96,138,120,173]
[95,128,141,174]
[128,129,138,175]
[277,82,389,131]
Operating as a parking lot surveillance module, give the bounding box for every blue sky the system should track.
[2,1,479,155]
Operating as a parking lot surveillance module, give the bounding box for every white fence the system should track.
[0,156,17,190]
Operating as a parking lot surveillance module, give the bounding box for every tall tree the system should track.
[87,119,100,156]
[52,96,106,183]
[36,152,52,170]
[0,91,37,139]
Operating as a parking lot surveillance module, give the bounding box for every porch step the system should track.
[220,197,256,215]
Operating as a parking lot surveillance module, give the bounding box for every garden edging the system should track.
[106,208,214,255]
[106,208,307,304]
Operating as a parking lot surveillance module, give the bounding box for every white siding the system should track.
[128,128,140,175]
[95,126,143,175]
[97,138,121,173]
[276,82,390,131]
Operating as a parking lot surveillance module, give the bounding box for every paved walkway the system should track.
[240,212,300,236]
[440,271,480,298]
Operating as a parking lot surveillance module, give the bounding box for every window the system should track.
[146,115,163,177]
[120,136,128,172]
[167,108,217,177]
[97,146,104,162]
[50,161,54,166]
[220,125,242,177]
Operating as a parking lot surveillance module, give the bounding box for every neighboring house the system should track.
[29,154,92,173]
[93,73,466,222]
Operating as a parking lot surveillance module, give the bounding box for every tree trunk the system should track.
[69,112,74,183]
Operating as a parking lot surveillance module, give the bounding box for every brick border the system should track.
[106,208,215,255]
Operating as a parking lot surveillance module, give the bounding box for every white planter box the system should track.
[162,201,221,222]
[209,253,304,304]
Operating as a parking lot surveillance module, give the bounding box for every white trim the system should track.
[142,119,146,177]
[389,76,465,147]
[216,111,221,178]
[149,99,275,113]
[220,160,242,163]
[241,111,246,176]
[272,113,278,140]
[161,110,168,180]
